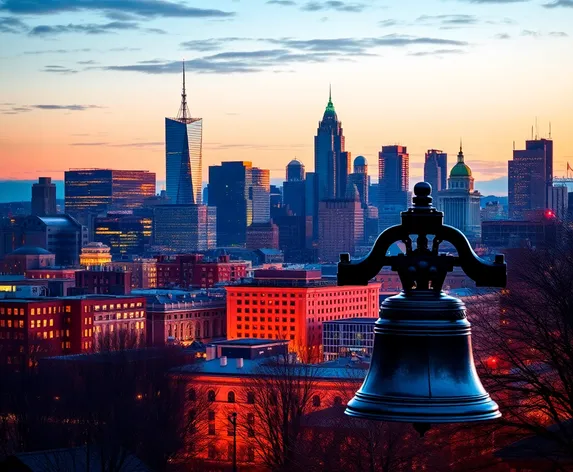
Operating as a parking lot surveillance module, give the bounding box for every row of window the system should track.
[192,389,343,408]
[236,300,295,306]
[237,308,295,315]
[0,320,24,328]
[236,333,295,340]
[94,312,143,321]
[237,325,295,332]
[237,316,295,323]
[92,302,143,311]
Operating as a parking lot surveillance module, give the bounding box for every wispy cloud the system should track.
[522,29,568,37]
[408,48,466,56]
[416,14,479,27]
[0,16,27,33]
[29,21,166,36]
[42,65,79,74]
[544,0,573,7]
[457,0,529,3]
[1,103,104,114]
[495,33,511,39]
[0,0,235,19]
[301,1,367,12]
[378,19,399,27]
[180,37,245,52]
[70,141,163,147]
[77,60,99,65]
[266,0,297,5]
[23,47,140,55]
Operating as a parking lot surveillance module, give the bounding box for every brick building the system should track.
[73,268,132,295]
[0,246,56,275]
[156,254,248,289]
[225,269,380,359]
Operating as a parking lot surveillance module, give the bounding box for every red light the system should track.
[545,210,555,218]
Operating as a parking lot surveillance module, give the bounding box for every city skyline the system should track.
[1,0,572,184]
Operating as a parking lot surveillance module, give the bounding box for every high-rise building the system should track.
[283,159,306,217]
[31,177,57,216]
[314,88,346,200]
[424,150,447,193]
[165,62,202,205]
[286,158,305,182]
[348,155,369,207]
[65,169,156,219]
[508,138,553,220]
[318,186,364,263]
[93,213,152,257]
[378,145,409,230]
[246,221,279,250]
[436,144,481,241]
[208,161,253,247]
[250,167,270,224]
[152,204,216,253]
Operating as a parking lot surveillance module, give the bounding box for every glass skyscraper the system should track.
[165,62,202,205]
[378,145,410,230]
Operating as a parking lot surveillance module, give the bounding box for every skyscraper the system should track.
[65,169,156,218]
[424,150,448,193]
[378,145,409,230]
[286,158,305,182]
[208,161,253,247]
[436,144,481,241]
[284,159,306,217]
[348,155,369,207]
[250,167,271,223]
[165,62,202,205]
[509,138,553,220]
[314,87,346,200]
[31,177,57,216]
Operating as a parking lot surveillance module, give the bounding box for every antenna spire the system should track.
[177,60,191,122]
[329,83,332,103]
[549,121,552,139]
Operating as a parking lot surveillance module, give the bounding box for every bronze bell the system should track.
[338,182,506,429]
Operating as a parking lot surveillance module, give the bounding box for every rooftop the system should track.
[211,338,289,347]
[324,317,377,325]
[9,246,53,256]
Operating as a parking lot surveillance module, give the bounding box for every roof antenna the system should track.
[177,59,191,122]
[549,121,552,139]
[535,116,538,140]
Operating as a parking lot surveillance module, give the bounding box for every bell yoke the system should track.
[337,182,506,432]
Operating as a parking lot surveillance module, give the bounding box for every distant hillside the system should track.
[0,180,64,203]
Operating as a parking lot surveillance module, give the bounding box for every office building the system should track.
[323,317,376,361]
[423,150,447,193]
[283,159,306,217]
[318,186,364,263]
[153,205,216,254]
[31,177,57,216]
[314,88,347,200]
[155,254,248,289]
[551,185,569,220]
[482,216,559,249]
[79,242,112,267]
[348,155,369,207]
[20,215,84,266]
[508,138,553,220]
[378,145,409,230]
[481,201,505,221]
[250,167,271,224]
[273,211,310,263]
[165,62,202,205]
[65,169,156,219]
[436,144,482,241]
[94,213,152,257]
[246,222,279,250]
[74,268,132,295]
[138,289,226,346]
[208,161,253,247]
[226,269,380,359]
[109,258,157,289]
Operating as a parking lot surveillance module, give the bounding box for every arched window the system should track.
[204,320,209,338]
[312,395,321,407]
[247,392,255,404]
[188,388,196,401]
[227,391,235,403]
[208,390,216,402]
[334,396,342,406]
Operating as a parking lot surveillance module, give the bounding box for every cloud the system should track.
[378,19,399,27]
[458,0,528,3]
[417,14,479,26]
[77,60,99,65]
[180,37,244,52]
[29,21,165,36]
[70,141,163,147]
[408,48,465,56]
[495,33,511,39]
[0,0,235,19]
[522,29,568,37]
[1,104,103,114]
[548,31,568,37]
[266,0,297,5]
[0,16,27,33]
[544,0,573,7]
[42,65,78,74]
[301,1,367,12]
[23,47,140,55]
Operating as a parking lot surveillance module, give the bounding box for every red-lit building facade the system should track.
[226,270,380,358]
[25,268,78,280]
[156,254,248,289]
[0,294,146,371]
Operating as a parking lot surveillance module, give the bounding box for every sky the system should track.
[1,0,572,192]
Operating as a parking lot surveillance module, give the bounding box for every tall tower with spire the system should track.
[165,61,203,205]
[314,86,347,201]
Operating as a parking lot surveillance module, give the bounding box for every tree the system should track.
[242,354,319,471]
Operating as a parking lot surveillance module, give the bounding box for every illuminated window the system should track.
[49,319,54,327]
[65,306,71,313]
[7,320,12,328]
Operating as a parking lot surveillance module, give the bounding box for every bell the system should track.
[345,290,500,424]
[338,182,506,428]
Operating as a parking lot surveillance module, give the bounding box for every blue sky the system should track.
[1,0,572,187]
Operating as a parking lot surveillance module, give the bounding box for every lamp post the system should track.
[228,412,237,472]
[338,182,507,434]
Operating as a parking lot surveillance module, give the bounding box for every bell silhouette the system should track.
[338,182,506,427]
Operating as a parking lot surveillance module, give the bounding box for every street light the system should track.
[228,412,237,472]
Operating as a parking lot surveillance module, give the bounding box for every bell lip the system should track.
[343,407,502,424]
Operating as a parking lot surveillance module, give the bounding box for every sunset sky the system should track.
[1,0,572,190]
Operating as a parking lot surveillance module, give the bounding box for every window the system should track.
[247,392,255,404]
[227,391,235,403]
[188,388,196,401]
[247,413,255,437]
[208,390,216,402]
[313,395,321,407]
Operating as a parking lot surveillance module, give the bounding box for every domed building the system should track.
[348,155,369,207]
[0,246,56,275]
[436,143,482,242]
[286,158,305,182]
